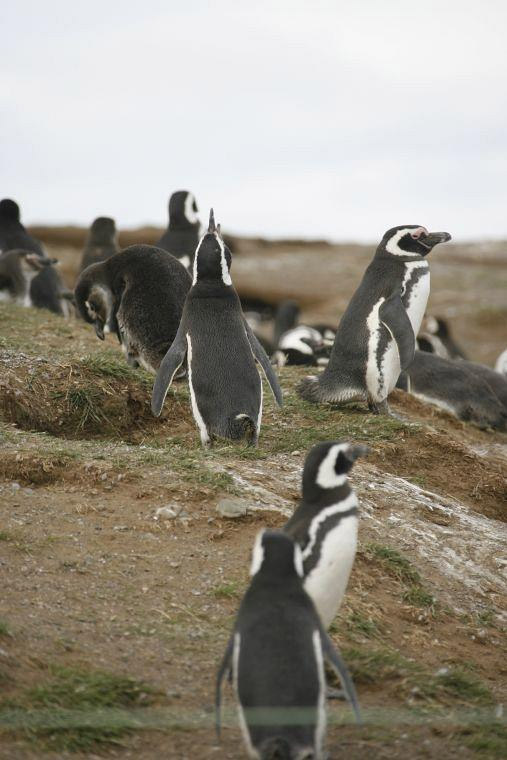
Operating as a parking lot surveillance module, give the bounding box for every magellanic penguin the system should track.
[272,300,336,368]
[0,198,68,315]
[156,190,200,269]
[417,315,468,360]
[283,441,368,629]
[0,249,57,306]
[151,210,282,447]
[216,530,361,760]
[397,351,507,431]
[79,217,119,272]
[75,245,191,372]
[298,226,451,414]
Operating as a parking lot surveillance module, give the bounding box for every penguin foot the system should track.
[368,399,390,415]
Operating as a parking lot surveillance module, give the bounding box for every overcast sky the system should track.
[2,1,507,240]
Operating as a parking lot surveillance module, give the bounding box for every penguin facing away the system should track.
[75,245,191,372]
[156,190,200,269]
[272,300,336,368]
[151,210,282,447]
[216,530,361,760]
[79,217,119,272]
[284,441,368,629]
[0,198,67,315]
[0,250,56,306]
[397,351,507,431]
[298,225,451,414]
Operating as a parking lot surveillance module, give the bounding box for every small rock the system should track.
[291,450,301,456]
[113,525,129,532]
[11,482,20,491]
[154,507,177,520]
[216,498,248,519]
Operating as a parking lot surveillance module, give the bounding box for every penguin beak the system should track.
[208,208,216,233]
[94,320,105,340]
[419,231,452,250]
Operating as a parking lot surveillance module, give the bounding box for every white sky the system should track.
[2,0,507,240]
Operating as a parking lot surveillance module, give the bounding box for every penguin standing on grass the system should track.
[157,190,200,269]
[284,441,368,629]
[216,531,361,760]
[0,198,67,315]
[298,225,451,414]
[74,245,191,372]
[79,217,119,272]
[151,210,282,447]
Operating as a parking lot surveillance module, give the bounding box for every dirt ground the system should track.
[0,229,506,759]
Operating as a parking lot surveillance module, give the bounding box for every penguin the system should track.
[283,441,368,629]
[156,190,200,269]
[0,249,57,306]
[298,225,452,414]
[216,530,361,760]
[74,245,191,372]
[0,198,67,315]
[151,210,282,447]
[79,217,119,272]
[495,348,507,376]
[458,360,507,410]
[417,315,468,360]
[397,351,507,431]
[272,300,336,368]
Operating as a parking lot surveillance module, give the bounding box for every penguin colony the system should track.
[1,190,507,759]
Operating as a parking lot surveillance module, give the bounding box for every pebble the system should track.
[154,507,177,520]
[216,498,248,519]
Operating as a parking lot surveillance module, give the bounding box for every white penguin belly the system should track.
[403,264,430,335]
[304,515,358,629]
[366,299,400,400]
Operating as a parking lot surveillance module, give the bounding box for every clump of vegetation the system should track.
[1,666,156,751]
[212,582,240,599]
[364,543,436,610]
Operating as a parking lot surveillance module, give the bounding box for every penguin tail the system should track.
[259,737,295,760]
[229,413,257,445]
[297,375,322,403]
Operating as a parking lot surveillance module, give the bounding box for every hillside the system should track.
[0,231,506,759]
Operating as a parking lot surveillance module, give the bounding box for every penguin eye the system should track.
[410,227,428,240]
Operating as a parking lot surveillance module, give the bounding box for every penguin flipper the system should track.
[379,291,415,370]
[151,321,188,416]
[320,629,362,725]
[215,635,234,739]
[244,320,283,407]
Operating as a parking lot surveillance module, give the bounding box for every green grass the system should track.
[346,611,380,638]
[341,645,414,684]
[79,352,151,386]
[1,665,156,751]
[0,620,11,637]
[364,543,435,609]
[212,582,240,599]
[461,720,507,757]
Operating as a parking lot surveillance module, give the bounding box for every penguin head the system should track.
[380,226,451,258]
[302,441,369,501]
[88,217,117,246]
[192,209,232,287]
[74,264,113,340]
[250,530,304,580]
[0,199,21,223]
[168,190,199,228]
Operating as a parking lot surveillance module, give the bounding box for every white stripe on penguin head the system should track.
[183,192,199,225]
[385,227,428,257]
[191,232,231,286]
[315,443,351,489]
